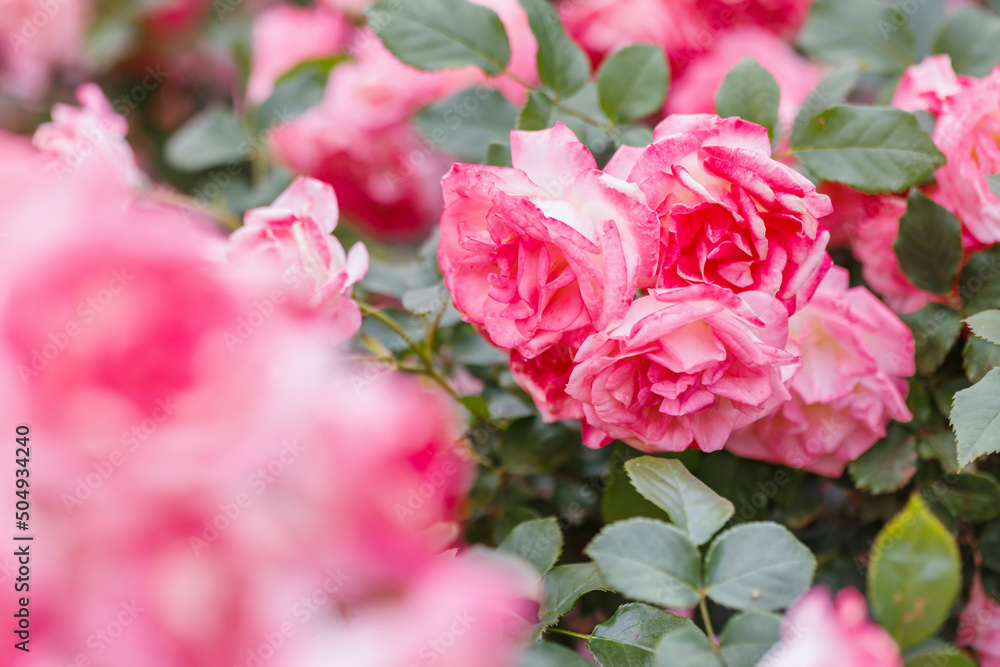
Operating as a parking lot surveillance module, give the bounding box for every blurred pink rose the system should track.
[606,114,832,313]
[228,177,369,344]
[726,267,914,477]
[892,54,975,116]
[439,123,660,359]
[958,576,1000,667]
[509,345,584,422]
[666,27,824,144]
[932,65,1000,245]
[760,587,902,667]
[0,0,87,98]
[246,4,350,104]
[566,285,797,452]
[561,0,811,73]
[32,82,144,185]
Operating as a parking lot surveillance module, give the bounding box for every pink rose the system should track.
[0,0,87,98]
[891,54,975,116]
[760,587,903,667]
[246,4,350,104]
[32,83,143,185]
[932,66,1000,244]
[726,267,914,477]
[561,0,811,73]
[228,177,368,344]
[606,114,833,313]
[565,284,797,452]
[958,576,1000,667]
[666,27,824,145]
[439,123,660,359]
[509,345,584,422]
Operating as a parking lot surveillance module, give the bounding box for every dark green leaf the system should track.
[849,426,919,494]
[904,641,977,667]
[894,191,963,294]
[585,518,702,608]
[165,107,247,171]
[520,642,594,667]
[538,562,609,627]
[900,304,963,375]
[517,90,556,130]
[414,87,518,162]
[625,457,734,546]
[603,443,672,524]
[960,245,1000,314]
[718,612,782,667]
[486,142,512,167]
[369,0,510,74]
[499,517,563,574]
[981,521,1000,571]
[588,604,691,667]
[938,472,1000,522]
[715,57,781,141]
[932,7,1000,77]
[869,494,962,650]
[791,105,944,193]
[653,624,725,667]
[967,310,1000,346]
[704,522,816,611]
[952,368,1000,469]
[597,44,669,125]
[257,63,330,128]
[920,432,960,475]
[799,0,916,75]
[518,0,589,97]
[791,65,861,143]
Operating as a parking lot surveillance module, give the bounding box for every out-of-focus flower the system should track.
[439,123,660,359]
[228,177,368,344]
[560,0,811,73]
[0,0,87,98]
[891,54,974,116]
[246,4,350,104]
[566,285,797,452]
[958,576,1000,667]
[759,586,903,667]
[932,64,1000,245]
[726,267,914,477]
[665,27,823,144]
[32,83,143,185]
[606,114,832,313]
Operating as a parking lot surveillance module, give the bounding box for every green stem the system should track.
[698,598,720,654]
[502,69,613,136]
[545,627,595,641]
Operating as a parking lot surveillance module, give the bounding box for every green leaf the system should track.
[414,87,518,163]
[499,517,563,574]
[653,624,725,667]
[965,336,1000,384]
[257,63,329,128]
[704,522,816,611]
[274,54,347,85]
[517,90,556,130]
[960,245,1000,315]
[538,562,610,627]
[459,395,491,421]
[165,107,247,171]
[585,518,702,608]
[520,642,594,667]
[603,443,672,524]
[714,57,781,142]
[718,612,782,667]
[791,64,860,142]
[791,105,944,193]
[894,191,963,294]
[369,0,510,74]
[952,368,1000,469]
[981,521,1000,571]
[938,472,1000,522]
[486,142,512,167]
[868,494,962,650]
[932,7,1000,77]
[900,304,963,375]
[849,425,919,494]
[799,0,915,75]
[597,44,669,125]
[624,457,734,546]
[518,0,589,97]
[904,641,977,667]
[967,310,1000,346]
[621,125,654,147]
[588,604,691,667]
[920,432,960,475]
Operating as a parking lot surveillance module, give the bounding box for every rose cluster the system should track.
[440,116,915,475]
